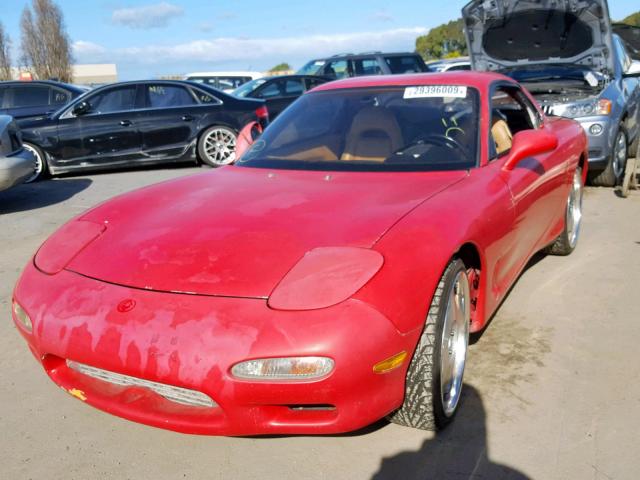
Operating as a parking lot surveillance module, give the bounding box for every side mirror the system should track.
[623,61,640,78]
[72,101,90,116]
[503,129,558,171]
[235,121,263,159]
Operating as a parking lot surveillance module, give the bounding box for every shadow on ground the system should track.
[371,385,530,480]
[0,178,92,214]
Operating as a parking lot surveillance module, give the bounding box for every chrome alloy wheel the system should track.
[566,169,583,249]
[22,144,44,183]
[613,131,628,180]
[203,127,237,166]
[439,270,470,417]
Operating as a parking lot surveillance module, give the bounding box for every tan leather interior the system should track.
[491,118,513,155]
[341,107,403,162]
[280,146,338,162]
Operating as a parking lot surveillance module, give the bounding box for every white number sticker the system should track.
[404,85,468,99]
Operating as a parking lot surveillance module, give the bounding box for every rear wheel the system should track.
[197,126,237,167]
[546,168,583,255]
[590,128,627,187]
[22,142,47,183]
[388,258,470,430]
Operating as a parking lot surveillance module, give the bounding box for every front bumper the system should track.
[0,148,34,191]
[576,116,614,171]
[13,262,417,436]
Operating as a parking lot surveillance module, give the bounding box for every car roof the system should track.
[0,80,85,93]
[311,71,513,92]
[185,71,262,77]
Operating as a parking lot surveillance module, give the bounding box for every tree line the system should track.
[0,0,73,82]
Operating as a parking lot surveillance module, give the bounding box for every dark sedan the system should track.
[19,80,268,181]
[232,75,330,119]
[0,80,86,124]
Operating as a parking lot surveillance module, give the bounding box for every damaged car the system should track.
[463,0,640,186]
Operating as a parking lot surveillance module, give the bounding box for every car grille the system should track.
[66,360,217,408]
[541,104,554,115]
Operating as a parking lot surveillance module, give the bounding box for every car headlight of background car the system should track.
[552,99,612,118]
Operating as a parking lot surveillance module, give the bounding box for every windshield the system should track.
[233,78,268,97]
[297,60,324,75]
[238,86,479,172]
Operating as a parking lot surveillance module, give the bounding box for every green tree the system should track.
[620,11,640,26]
[269,62,291,72]
[415,18,467,60]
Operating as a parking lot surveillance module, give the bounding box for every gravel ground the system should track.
[1,166,639,480]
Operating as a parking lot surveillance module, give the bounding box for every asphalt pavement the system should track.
[1,166,639,480]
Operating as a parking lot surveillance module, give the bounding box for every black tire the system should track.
[197,125,238,167]
[546,168,583,255]
[388,258,470,430]
[590,127,627,187]
[22,142,48,183]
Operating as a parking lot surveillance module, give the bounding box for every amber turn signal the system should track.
[373,351,408,374]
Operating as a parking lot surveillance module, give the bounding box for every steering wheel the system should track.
[417,134,467,155]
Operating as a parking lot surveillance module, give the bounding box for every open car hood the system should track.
[613,23,640,60]
[462,0,615,74]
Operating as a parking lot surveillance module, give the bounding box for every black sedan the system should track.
[20,80,268,181]
[0,80,87,124]
[232,75,330,119]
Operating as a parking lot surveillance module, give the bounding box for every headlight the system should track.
[12,300,32,333]
[231,357,335,381]
[35,220,106,274]
[559,99,611,118]
[268,247,383,310]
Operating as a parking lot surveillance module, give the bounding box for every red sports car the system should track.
[12,72,587,435]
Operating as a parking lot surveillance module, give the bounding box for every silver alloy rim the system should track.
[22,144,43,183]
[203,127,237,166]
[440,270,470,417]
[613,131,627,179]
[566,169,583,248]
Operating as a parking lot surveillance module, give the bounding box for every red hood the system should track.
[67,166,464,297]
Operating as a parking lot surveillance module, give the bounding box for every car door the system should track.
[615,36,640,140]
[137,83,202,160]
[5,84,52,122]
[55,84,141,168]
[253,78,304,119]
[491,85,569,271]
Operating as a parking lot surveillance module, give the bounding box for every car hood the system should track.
[66,166,465,298]
[462,0,615,74]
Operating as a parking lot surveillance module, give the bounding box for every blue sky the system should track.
[1,1,639,80]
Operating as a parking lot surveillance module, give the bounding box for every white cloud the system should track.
[111,2,184,29]
[73,40,107,57]
[370,10,395,22]
[73,27,428,68]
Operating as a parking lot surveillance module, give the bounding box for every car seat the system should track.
[341,107,404,162]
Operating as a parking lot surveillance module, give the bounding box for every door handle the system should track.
[119,120,132,127]
[181,115,194,122]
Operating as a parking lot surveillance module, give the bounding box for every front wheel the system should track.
[388,258,470,430]
[546,167,583,255]
[197,126,238,167]
[22,142,48,183]
[590,128,627,187]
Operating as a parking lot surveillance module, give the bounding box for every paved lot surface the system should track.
[1,166,639,480]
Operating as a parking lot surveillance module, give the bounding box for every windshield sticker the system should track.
[404,85,468,99]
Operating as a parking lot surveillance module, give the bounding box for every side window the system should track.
[257,81,282,99]
[384,55,424,74]
[0,88,5,108]
[489,86,538,159]
[87,86,137,114]
[51,88,71,106]
[448,64,471,71]
[305,77,327,90]
[352,58,383,76]
[191,88,221,104]
[323,60,350,79]
[146,85,196,108]
[283,79,304,96]
[9,86,50,107]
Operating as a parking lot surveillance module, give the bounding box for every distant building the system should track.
[9,64,118,85]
